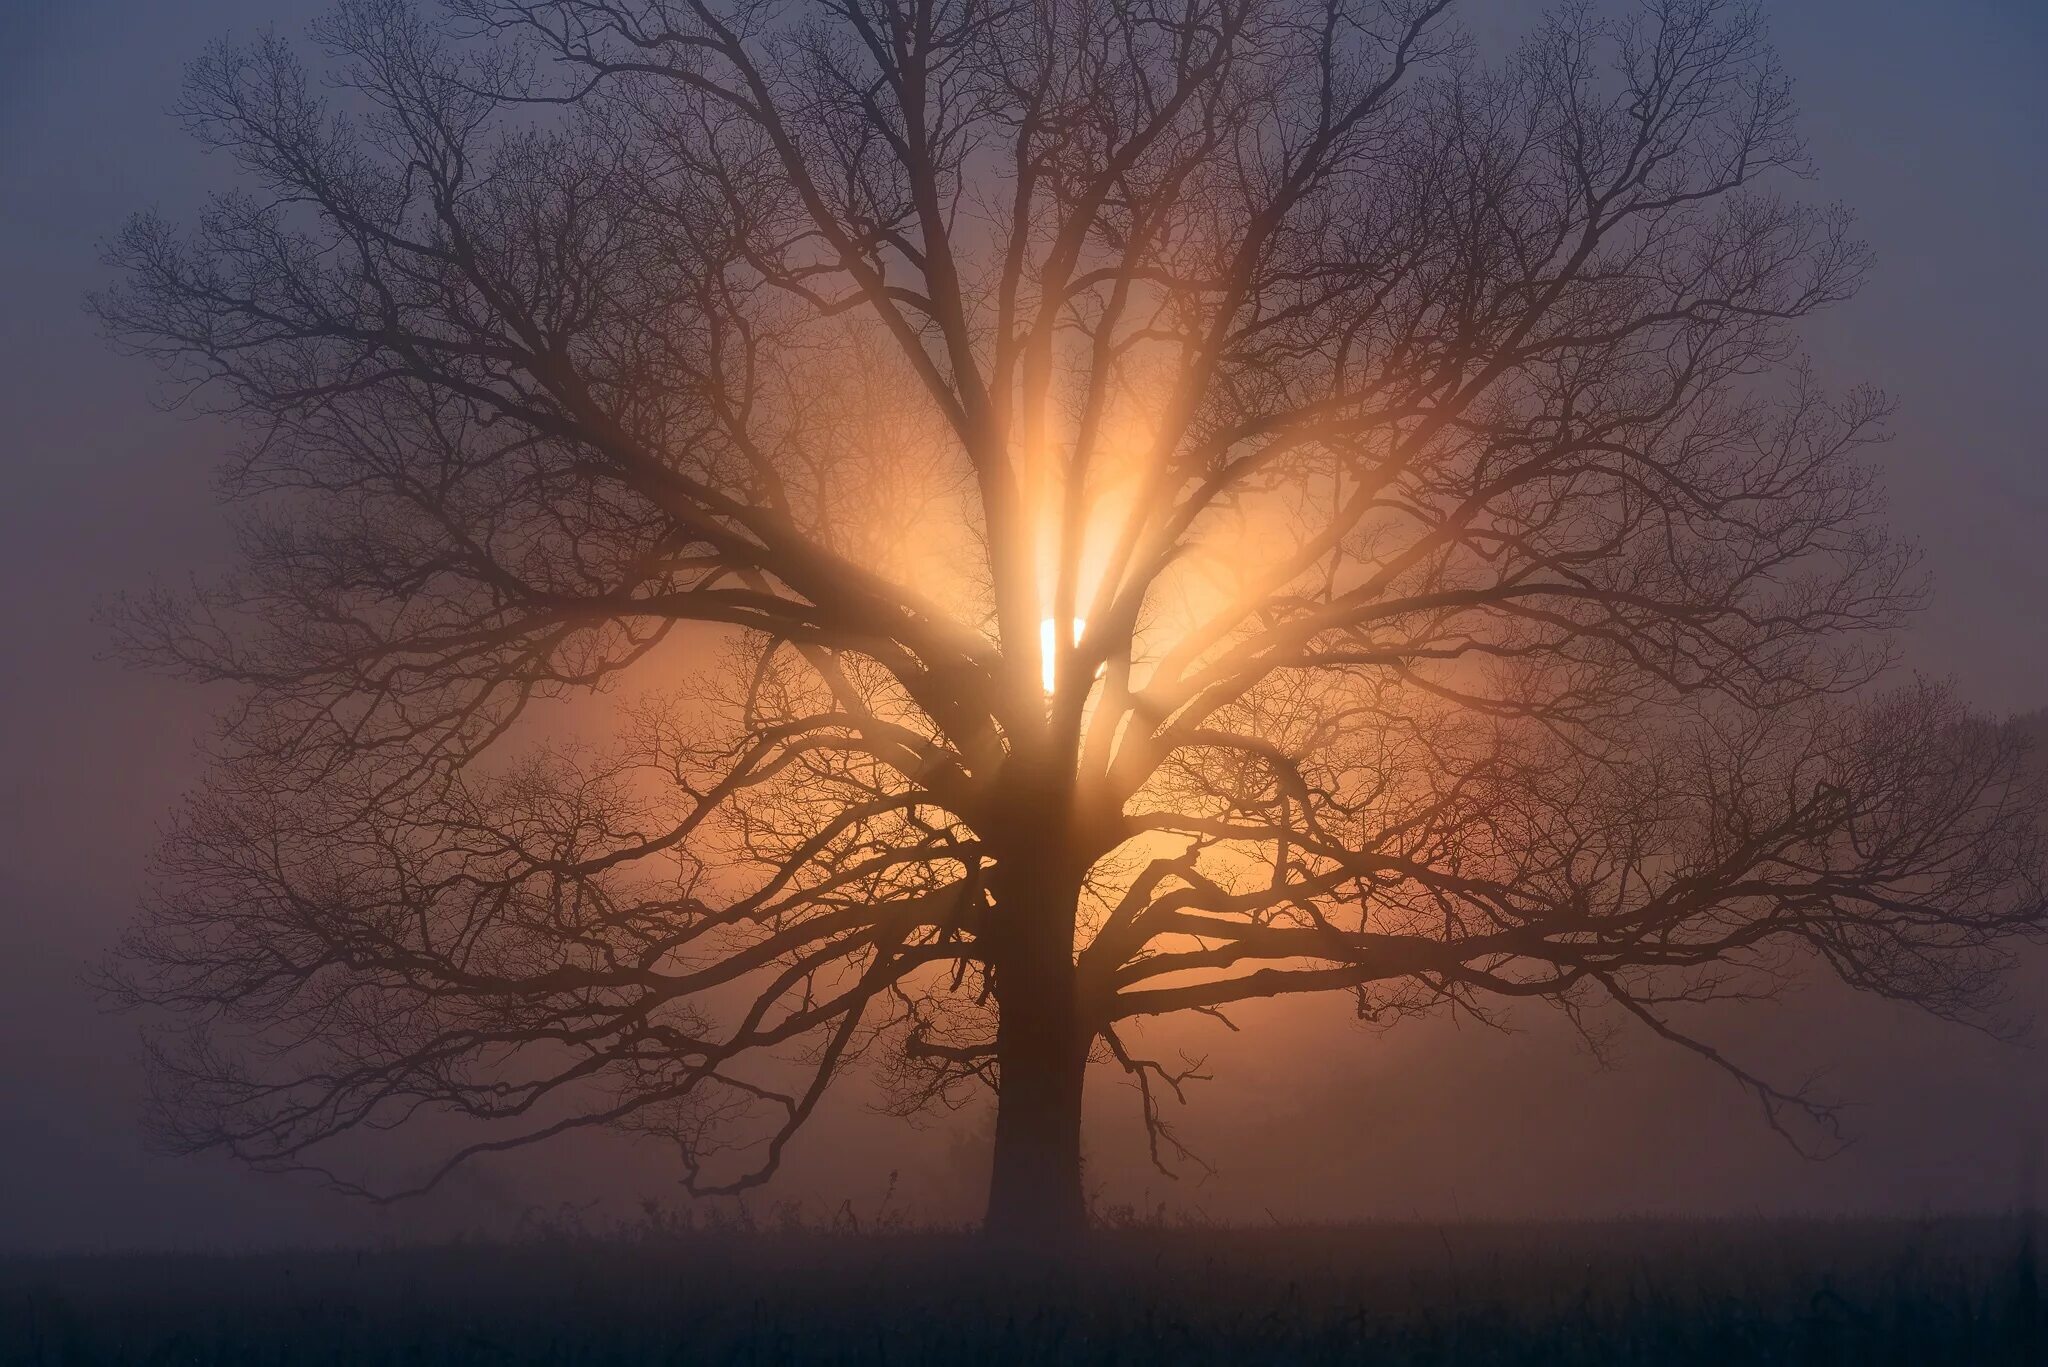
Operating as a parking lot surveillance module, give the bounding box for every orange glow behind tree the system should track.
[95,0,2047,1245]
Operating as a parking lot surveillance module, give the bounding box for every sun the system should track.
[1040,616,1084,695]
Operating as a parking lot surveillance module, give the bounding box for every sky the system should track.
[1,0,2045,1252]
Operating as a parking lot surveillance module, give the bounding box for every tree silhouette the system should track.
[97,0,2046,1243]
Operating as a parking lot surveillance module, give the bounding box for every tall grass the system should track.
[4,1215,2041,1364]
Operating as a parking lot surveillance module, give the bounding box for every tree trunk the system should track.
[982,852,1090,1245]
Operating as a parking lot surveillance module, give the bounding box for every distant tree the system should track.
[97,0,2045,1244]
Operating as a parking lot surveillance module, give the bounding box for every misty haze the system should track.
[4,1,2047,1362]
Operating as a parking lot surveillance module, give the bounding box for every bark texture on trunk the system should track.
[984,963,1089,1242]
[981,837,1090,1245]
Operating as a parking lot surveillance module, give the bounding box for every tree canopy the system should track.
[97,0,2046,1239]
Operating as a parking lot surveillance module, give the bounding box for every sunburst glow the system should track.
[1040,616,1084,695]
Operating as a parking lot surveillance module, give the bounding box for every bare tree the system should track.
[97,0,2046,1243]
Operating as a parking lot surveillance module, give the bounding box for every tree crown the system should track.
[97,0,2046,1202]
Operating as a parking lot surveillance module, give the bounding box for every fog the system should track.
[2,0,2045,1252]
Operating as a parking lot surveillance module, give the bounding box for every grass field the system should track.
[4,1216,2042,1364]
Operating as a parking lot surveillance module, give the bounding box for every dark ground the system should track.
[3,1216,2044,1364]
